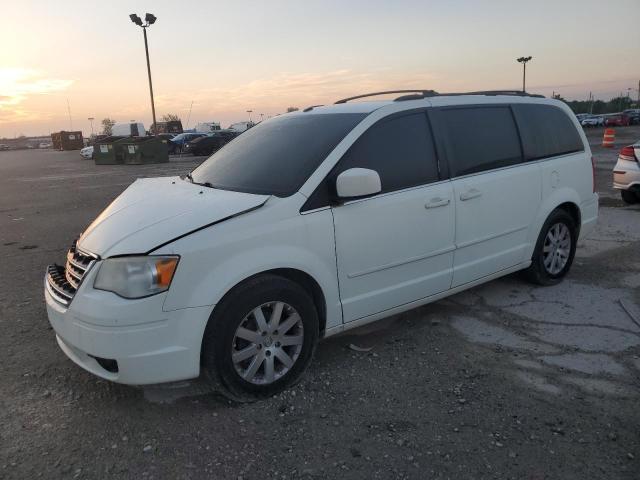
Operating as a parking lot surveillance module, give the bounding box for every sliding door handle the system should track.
[425,197,451,209]
[460,188,482,201]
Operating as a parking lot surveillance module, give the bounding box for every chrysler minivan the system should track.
[45,90,598,399]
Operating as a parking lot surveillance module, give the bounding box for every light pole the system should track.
[246,110,253,122]
[516,56,532,93]
[130,13,158,135]
[87,117,94,137]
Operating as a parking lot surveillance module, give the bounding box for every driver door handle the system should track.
[460,188,482,201]
[425,197,450,209]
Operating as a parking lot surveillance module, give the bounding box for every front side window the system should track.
[335,112,439,193]
[512,104,584,160]
[191,113,366,197]
[433,106,522,177]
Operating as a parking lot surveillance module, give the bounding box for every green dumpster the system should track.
[121,136,169,165]
[93,136,128,165]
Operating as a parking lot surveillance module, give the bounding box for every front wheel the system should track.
[202,274,319,400]
[524,209,578,286]
[621,189,640,204]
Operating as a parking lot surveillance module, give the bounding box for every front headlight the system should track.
[94,256,179,299]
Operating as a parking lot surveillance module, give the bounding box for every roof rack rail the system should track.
[437,90,545,98]
[335,90,438,104]
[302,105,324,112]
[335,89,545,105]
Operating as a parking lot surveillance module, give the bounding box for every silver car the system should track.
[613,142,640,204]
[581,115,605,127]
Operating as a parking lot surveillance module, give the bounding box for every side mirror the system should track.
[335,168,382,199]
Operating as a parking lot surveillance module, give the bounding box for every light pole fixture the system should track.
[246,110,253,122]
[87,117,95,136]
[130,13,158,135]
[516,56,532,93]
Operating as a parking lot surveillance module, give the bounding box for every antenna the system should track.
[185,100,193,130]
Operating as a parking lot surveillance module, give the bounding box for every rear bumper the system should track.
[613,158,640,191]
[44,275,213,385]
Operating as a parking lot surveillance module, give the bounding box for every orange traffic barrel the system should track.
[602,128,615,147]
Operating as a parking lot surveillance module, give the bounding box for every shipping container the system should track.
[51,131,84,150]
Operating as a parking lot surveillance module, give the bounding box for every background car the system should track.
[613,142,640,204]
[623,109,640,125]
[168,133,207,154]
[80,145,94,159]
[605,114,631,127]
[0,144,9,151]
[183,130,239,156]
[580,115,605,127]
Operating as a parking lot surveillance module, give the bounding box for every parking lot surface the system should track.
[1,127,639,479]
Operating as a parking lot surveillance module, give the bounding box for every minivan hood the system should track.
[78,176,269,257]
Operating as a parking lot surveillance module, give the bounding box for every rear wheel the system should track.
[621,189,640,204]
[202,274,319,401]
[524,209,577,286]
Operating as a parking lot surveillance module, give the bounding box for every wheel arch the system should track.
[526,188,583,261]
[555,201,581,235]
[204,267,328,341]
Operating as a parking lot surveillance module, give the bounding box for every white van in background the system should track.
[194,122,221,133]
[111,122,146,137]
[228,121,255,133]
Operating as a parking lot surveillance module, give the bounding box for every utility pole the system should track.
[66,99,72,129]
[130,13,158,135]
[246,110,253,122]
[516,56,532,92]
[88,117,95,136]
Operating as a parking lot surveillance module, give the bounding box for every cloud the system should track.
[154,69,438,113]
[0,68,73,121]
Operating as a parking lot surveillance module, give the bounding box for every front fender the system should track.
[158,205,343,331]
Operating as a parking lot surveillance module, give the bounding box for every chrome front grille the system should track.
[46,240,97,306]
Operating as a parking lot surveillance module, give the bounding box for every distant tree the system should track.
[101,118,116,135]
[561,95,634,115]
[286,107,299,113]
[162,113,181,122]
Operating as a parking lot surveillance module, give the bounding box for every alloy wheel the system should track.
[231,301,304,385]
[543,223,571,275]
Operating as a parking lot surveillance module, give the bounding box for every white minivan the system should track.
[45,91,598,399]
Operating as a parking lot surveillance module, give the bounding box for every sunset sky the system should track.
[1,0,639,138]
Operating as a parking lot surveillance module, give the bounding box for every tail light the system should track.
[620,145,638,162]
[591,156,596,193]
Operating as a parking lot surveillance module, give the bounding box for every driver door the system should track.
[330,111,455,322]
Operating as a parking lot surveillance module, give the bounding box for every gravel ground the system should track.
[1,127,639,479]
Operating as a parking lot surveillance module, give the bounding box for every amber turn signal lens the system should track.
[155,258,178,287]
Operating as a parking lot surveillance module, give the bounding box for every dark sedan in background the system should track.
[168,133,207,154]
[183,130,239,156]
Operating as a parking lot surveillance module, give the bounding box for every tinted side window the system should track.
[512,104,584,160]
[433,106,522,177]
[336,112,439,193]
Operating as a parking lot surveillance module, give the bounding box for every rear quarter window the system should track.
[512,104,584,161]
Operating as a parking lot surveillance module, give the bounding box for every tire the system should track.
[621,189,639,204]
[202,274,319,401]
[524,209,578,286]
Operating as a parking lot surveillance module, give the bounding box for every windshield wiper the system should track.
[184,173,215,189]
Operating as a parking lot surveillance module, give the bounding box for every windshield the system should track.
[190,113,366,196]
